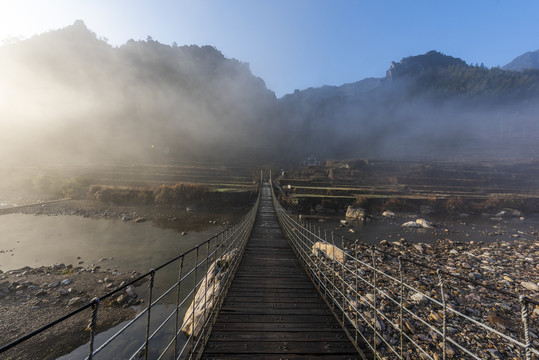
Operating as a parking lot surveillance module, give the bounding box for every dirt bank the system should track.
[0,264,143,360]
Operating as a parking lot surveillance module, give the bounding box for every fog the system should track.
[1,21,538,173]
[0,20,280,167]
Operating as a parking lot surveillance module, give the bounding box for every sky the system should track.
[1,0,538,97]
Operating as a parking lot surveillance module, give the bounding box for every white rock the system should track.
[402,221,421,228]
[68,297,83,306]
[415,219,433,228]
[125,285,137,298]
[382,210,395,217]
[410,292,427,303]
[521,281,539,291]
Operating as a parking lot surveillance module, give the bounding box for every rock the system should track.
[410,292,427,303]
[48,281,60,288]
[413,244,425,253]
[486,348,505,359]
[134,217,146,223]
[181,232,187,236]
[59,289,68,295]
[182,250,238,337]
[340,220,348,226]
[415,218,433,228]
[116,294,127,305]
[312,242,347,263]
[35,290,47,296]
[468,272,482,280]
[125,285,137,298]
[363,293,375,303]
[521,281,539,291]
[345,206,366,221]
[487,312,510,330]
[401,221,421,228]
[429,311,443,324]
[61,279,72,286]
[68,297,83,306]
[382,210,395,217]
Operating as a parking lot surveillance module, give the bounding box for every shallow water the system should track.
[0,213,223,273]
[304,212,539,246]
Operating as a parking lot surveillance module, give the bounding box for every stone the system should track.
[382,210,395,217]
[345,206,366,221]
[48,281,60,288]
[35,290,47,296]
[429,311,443,324]
[59,289,68,295]
[134,217,146,223]
[68,297,83,306]
[401,221,421,228]
[410,292,427,303]
[126,285,137,298]
[415,218,433,228]
[312,242,346,263]
[116,294,127,305]
[521,281,539,291]
[61,279,72,286]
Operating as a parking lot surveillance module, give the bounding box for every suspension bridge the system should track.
[0,181,537,359]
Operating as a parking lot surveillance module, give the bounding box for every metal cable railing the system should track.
[271,183,538,360]
[1,187,260,360]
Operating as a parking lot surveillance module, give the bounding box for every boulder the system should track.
[68,297,83,306]
[521,281,539,291]
[125,285,137,298]
[345,206,366,221]
[312,242,347,263]
[182,249,238,338]
[415,219,433,228]
[401,221,421,228]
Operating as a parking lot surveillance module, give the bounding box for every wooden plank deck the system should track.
[201,183,366,360]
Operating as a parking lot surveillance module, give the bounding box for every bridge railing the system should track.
[271,185,538,360]
[1,189,260,360]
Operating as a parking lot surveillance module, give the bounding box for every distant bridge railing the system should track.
[1,188,260,360]
[271,184,538,360]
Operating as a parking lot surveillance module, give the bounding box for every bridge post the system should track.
[398,256,404,358]
[174,256,185,358]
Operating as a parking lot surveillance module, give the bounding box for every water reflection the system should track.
[0,214,224,273]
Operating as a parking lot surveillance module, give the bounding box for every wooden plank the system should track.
[203,341,358,354]
[210,322,345,332]
[207,331,349,342]
[201,355,362,360]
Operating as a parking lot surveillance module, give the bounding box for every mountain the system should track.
[1,22,538,164]
[502,49,539,71]
[278,51,539,160]
[0,20,279,164]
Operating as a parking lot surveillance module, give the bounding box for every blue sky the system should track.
[1,0,538,97]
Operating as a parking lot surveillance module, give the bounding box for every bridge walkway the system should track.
[200,184,364,359]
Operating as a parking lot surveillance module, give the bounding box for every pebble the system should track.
[67,297,82,306]
[61,279,72,286]
[521,281,539,291]
[410,292,427,303]
[48,281,60,288]
[125,285,137,298]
